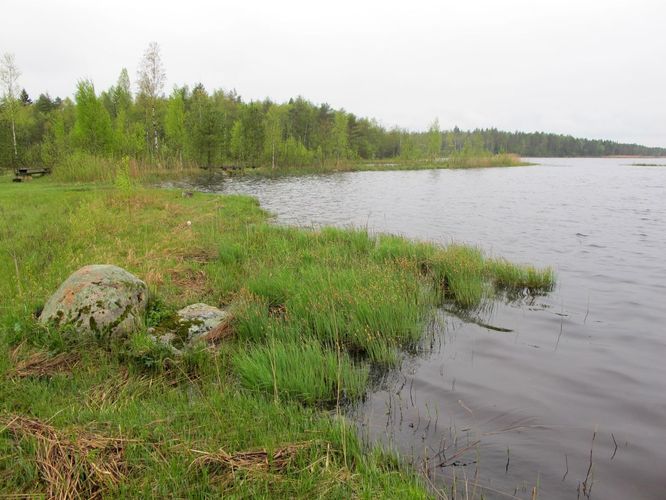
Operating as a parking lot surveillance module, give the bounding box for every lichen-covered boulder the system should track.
[176,303,228,343]
[39,265,149,338]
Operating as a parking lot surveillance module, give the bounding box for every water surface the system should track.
[172,158,666,498]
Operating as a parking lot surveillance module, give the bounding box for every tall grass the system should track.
[50,152,199,183]
[233,339,369,405]
[446,152,524,168]
[50,151,119,183]
[487,258,556,291]
[233,152,528,176]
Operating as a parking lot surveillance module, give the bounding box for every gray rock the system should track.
[176,303,228,343]
[39,264,149,338]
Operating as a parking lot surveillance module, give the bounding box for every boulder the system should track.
[40,265,149,338]
[176,303,228,343]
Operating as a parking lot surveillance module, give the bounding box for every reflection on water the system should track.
[168,158,666,499]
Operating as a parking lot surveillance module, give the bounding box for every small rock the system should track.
[158,332,178,345]
[176,303,228,343]
[39,265,148,338]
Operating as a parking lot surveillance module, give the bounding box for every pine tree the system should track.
[19,88,31,105]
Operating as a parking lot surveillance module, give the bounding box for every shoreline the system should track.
[0,177,553,497]
[222,153,530,177]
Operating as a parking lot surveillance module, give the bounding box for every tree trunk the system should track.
[10,115,17,162]
[152,104,158,154]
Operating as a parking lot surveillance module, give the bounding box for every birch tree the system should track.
[263,104,285,169]
[137,42,165,157]
[0,53,21,162]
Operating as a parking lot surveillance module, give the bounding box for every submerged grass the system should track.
[0,173,554,497]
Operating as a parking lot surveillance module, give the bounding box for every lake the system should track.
[171,158,666,499]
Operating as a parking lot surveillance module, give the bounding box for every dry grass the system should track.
[200,315,235,344]
[84,369,138,412]
[168,268,211,298]
[190,441,314,475]
[173,247,218,264]
[9,345,80,379]
[0,415,130,499]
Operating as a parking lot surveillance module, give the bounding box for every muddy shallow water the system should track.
[171,158,666,498]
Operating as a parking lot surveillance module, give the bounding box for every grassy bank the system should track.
[0,174,553,497]
[237,153,528,177]
[21,151,528,183]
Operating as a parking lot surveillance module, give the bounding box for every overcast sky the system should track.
[2,0,665,146]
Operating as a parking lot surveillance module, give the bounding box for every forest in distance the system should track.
[1,44,665,172]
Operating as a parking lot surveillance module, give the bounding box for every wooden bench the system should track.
[13,167,51,182]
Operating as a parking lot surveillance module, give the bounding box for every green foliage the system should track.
[487,258,556,292]
[229,119,244,162]
[233,338,369,404]
[72,80,112,155]
[164,88,186,159]
[332,111,349,164]
[112,68,133,117]
[114,156,134,195]
[426,118,442,159]
[263,103,286,168]
[124,331,174,371]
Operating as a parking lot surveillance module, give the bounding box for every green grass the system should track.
[233,339,369,405]
[231,153,529,177]
[0,173,554,497]
[47,151,202,184]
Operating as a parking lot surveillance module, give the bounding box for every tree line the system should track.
[434,128,666,158]
[1,44,664,171]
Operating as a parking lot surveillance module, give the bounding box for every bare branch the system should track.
[137,42,165,100]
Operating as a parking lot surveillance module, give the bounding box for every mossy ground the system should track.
[0,174,553,498]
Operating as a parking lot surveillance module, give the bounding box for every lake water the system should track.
[172,158,666,499]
